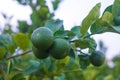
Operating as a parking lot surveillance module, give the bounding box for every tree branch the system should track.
[6,49,32,60]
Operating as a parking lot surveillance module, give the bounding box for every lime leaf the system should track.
[75,38,97,51]
[112,0,120,18]
[68,48,76,59]
[40,57,51,69]
[101,11,113,25]
[18,21,30,33]
[56,56,71,68]
[13,33,30,50]
[65,58,75,70]
[111,25,120,33]
[45,19,64,33]
[78,54,90,69]
[52,0,61,10]
[0,47,6,60]
[24,60,41,75]
[71,26,82,38]
[103,5,112,14]
[54,30,75,40]
[80,3,101,36]
[11,72,24,80]
[90,12,113,34]
[75,39,90,49]
[0,34,16,54]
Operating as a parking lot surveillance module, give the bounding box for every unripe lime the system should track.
[31,27,54,50]
[32,46,49,59]
[90,51,105,66]
[50,38,70,59]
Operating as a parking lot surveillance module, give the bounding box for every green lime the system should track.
[32,46,49,59]
[50,38,70,59]
[90,51,105,67]
[31,27,54,50]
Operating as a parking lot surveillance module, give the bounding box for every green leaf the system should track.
[0,34,12,46]
[103,5,112,14]
[90,11,113,34]
[13,33,30,50]
[75,38,97,51]
[68,48,76,59]
[54,30,75,40]
[24,60,41,75]
[45,19,64,33]
[48,61,56,72]
[56,56,71,69]
[0,34,16,54]
[54,73,65,80]
[0,47,6,60]
[52,0,61,10]
[31,10,45,26]
[112,0,120,18]
[80,3,101,36]
[40,57,51,69]
[75,39,89,49]
[71,26,82,38]
[11,72,25,80]
[100,11,113,25]
[18,21,30,33]
[37,0,46,6]
[65,58,75,70]
[90,24,107,34]
[111,25,120,33]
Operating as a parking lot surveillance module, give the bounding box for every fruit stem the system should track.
[6,49,32,60]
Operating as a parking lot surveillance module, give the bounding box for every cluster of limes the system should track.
[31,27,70,59]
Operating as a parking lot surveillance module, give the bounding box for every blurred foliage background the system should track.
[0,0,120,80]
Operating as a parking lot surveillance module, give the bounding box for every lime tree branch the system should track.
[6,49,32,60]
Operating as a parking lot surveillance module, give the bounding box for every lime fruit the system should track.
[32,46,49,59]
[90,51,105,66]
[31,27,54,50]
[50,38,70,59]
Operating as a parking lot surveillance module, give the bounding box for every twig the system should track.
[0,64,7,80]
[6,49,32,60]
[83,33,94,39]
[62,69,82,73]
[76,49,86,54]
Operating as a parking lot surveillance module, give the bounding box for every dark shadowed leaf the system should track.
[68,48,76,59]
[11,72,25,80]
[103,5,112,14]
[78,54,90,69]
